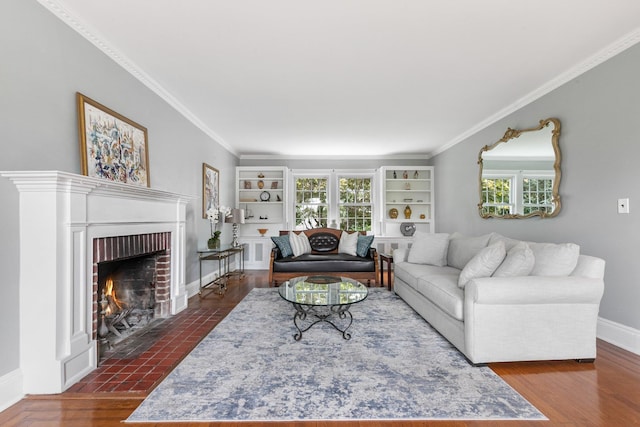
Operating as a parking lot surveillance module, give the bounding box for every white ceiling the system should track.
[39,0,640,158]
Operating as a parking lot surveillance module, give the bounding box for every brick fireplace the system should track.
[1,171,192,394]
[94,232,172,360]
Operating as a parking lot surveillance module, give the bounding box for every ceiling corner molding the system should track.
[239,154,432,161]
[432,27,640,158]
[36,0,238,157]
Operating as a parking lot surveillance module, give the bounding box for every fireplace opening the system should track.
[92,232,172,364]
[97,253,162,359]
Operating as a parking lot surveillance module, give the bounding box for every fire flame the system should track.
[104,277,123,315]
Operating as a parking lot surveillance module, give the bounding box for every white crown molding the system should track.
[240,153,431,161]
[36,0,238,157]
[432,27,640,157]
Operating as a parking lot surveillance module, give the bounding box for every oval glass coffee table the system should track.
[278,275,368,340]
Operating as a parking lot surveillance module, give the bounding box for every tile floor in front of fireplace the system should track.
[66,306,223,394]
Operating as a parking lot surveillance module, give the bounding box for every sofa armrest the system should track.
[271,246,282,260]
[393,247,408,262]
[465,276,604,305]
[368,247,378,259]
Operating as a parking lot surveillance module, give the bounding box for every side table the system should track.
[197,244,246,296]
[379,253,393,291]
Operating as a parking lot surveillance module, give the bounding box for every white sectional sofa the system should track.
[393,232,605,365]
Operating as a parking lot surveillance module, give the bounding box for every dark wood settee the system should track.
[268,228,379,287]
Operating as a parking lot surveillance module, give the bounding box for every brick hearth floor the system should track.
[66,307,223,394]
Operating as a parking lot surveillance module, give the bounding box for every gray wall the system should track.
[0,0,238,377]
[432,42,640,330]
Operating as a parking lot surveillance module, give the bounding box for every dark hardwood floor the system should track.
[2,271,640,427]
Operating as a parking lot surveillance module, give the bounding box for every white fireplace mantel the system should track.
[1,170,194,394]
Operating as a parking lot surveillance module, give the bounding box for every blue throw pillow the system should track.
[271,235,293,258]
[356,234,375,257]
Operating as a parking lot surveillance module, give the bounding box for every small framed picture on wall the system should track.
[202,163,219,218]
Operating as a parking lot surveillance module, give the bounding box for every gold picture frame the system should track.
[203,163,219,219]
[77,93,150,187]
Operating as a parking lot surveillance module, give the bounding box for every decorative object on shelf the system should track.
[206,205,231,248]
[202,163,219,218]
[77,92,150,188]
[260,191,271,201]
[414,170,419,179]
[404,205,412,219]
[245,206,254,219]
[420,214,426,219]
[271,181,278,189]
[257,180,265,189]
[258,172,265,178]
[258,228,268,236]
[405,182,411,190]
[276,194,282,201]
[403,198,413,202]
[400,222,416,236]
[244,180,252,189]
[389,208,399,219]
[225,208,245,247]
[393,170,397,179]
[403,170,408,179]
[259,215,269,220]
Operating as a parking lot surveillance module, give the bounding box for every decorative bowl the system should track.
[257,228,268,236]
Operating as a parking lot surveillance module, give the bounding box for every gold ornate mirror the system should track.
[478,118,561,219]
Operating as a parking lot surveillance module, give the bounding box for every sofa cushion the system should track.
[493,242,535,277]
[272,253,375,272]
[415,274,464,321]
[338,231,359,256]
[356,234,375,257]
[529,242,580,276]
[458,241,506,288]
[271,235,293,258]
[447,232,492,269]
[488,233,521,251]
[290,231,312,257]
[407,232,450,266]
[394,262,461,290]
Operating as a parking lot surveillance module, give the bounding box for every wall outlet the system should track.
[618,198,630,214]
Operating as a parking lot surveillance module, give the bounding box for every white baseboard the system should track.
[187,258,243,299]
[0,369,23,413]
[186,271,222,299]
[597,316,640,355]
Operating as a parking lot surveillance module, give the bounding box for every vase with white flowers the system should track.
[206,205,231,249]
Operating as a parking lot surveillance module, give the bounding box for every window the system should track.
[522,177,554,214]
[481,176,513,216]
[294,176,328,229]
[481,171,554,216]
[338,176,373,231]
[292,171,374,231]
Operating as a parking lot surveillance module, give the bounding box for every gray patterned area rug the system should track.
[126,288,546,422]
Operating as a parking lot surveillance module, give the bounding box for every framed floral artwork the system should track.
[77,92,150,187]
[203,163,219,218]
